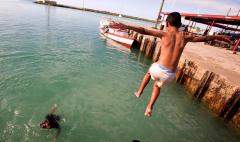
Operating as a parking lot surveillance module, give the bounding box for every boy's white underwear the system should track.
[149,63,176,87]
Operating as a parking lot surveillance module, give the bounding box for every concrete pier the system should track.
[130,31,240,129]
[176,59,240,127]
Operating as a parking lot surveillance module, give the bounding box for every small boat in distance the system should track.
[99,18,136,48]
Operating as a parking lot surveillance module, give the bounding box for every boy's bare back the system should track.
[158,31,188,71]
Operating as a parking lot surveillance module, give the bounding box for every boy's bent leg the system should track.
[144,82,161,117]
[135,71,151,98]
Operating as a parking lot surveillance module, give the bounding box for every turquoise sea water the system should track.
[0,0,239,142]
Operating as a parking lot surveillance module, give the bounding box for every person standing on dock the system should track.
[110,12,231,117]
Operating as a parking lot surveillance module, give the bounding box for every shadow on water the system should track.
[131,48,152,65]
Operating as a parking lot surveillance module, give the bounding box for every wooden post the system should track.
[132,31,137,38]
[220,90,240,121]
[133,32,138,40]
[137,34,143,45]
[145,37,156,57]
[129,30,134,36]
[152,38,161,62]
[140,36,149,53]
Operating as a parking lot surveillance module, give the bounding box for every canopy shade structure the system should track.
[196,20,240,32]
[161,12,240,29]
[161,12,240,54]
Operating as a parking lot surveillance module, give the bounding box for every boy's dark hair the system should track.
[166,12,182,28]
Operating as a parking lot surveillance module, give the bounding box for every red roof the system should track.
[161,12,240,26]
[199,21,240,32]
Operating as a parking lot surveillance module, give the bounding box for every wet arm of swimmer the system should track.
[186,35,231,43]
[53,128,61,142]
[111,21,165,38]
[49,104,57,114]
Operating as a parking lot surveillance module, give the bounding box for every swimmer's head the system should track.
[166,12,182,28]
[40,120,50,129]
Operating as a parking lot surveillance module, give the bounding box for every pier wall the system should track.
[130,30,240,128]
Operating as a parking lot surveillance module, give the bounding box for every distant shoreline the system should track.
[34,1,156,23]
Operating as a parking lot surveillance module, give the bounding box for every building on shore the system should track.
[36,0,57,6]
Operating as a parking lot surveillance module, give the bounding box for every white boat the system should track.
[99,19,135,48]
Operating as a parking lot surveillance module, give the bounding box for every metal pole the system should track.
[232,10,240,54]
[187,19,191,26]
[227,8,232,16]
[223,8,232,33]
[234,9,240,34]
[193,22,197,29]
[189,21,194,33]
[208,20,215,34]
[155,0,165,28]
[233,38,240,54]
[192,22,197,33]
[203,25,209,36]
[159,14,165,30]
[237,9,240,16]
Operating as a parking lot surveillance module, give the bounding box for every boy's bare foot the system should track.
[144,108,152,117]
[134,91,141,98]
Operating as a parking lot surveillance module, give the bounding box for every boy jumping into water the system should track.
[111,12,231,117]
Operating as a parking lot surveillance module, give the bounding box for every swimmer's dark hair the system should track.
[166,12,182,28]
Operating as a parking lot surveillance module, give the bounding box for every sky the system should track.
[56,0,240,20]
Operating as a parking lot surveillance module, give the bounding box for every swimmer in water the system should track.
[40,104,61,142]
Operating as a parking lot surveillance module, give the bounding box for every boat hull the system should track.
[100,28,134,48]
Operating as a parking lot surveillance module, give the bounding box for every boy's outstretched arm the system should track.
[49,104,57,114]
[110,21,166,38]
[186,35,231,43]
